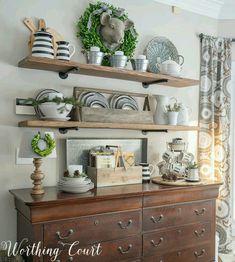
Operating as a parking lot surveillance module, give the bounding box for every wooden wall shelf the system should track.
[18,120,200,132]
[18,56,199,88]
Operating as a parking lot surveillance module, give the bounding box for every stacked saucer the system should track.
[58,176,94,193]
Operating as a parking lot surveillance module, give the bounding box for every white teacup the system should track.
[170,163,185,176]
[68,165,83,177]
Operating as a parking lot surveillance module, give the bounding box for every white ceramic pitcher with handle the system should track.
[177,104,192,125]
[154,95,176,124]
[56,41,75,61]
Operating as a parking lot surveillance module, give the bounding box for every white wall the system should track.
[0,0,218,242]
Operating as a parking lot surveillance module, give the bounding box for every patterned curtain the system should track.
[198,34,232,253]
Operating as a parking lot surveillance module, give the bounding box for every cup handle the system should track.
[68,44,75,58]
[149,164,155,176]
[178,55,184,66]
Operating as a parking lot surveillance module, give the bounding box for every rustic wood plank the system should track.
[18,56,199,87]
[18,119,200,131]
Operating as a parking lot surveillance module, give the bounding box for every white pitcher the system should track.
[154,95,175,124]
[178,104,192,125]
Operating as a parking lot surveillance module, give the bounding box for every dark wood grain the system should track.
[143,200,213,231]
[44,210,142,246]
[10,183,220,262]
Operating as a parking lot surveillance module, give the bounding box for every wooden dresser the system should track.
[10,182,220,262]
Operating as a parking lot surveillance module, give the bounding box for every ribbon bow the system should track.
[87,4,125,30]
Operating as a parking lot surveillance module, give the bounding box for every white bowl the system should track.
[39,102,72,118]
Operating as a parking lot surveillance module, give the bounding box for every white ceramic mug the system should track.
[170,163,185,176]
[178,152,194,163]
[162,150,175,162]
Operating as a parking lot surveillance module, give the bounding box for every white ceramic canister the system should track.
[56,41,75,61]
[131,55,149,72]
[32,29,54,59]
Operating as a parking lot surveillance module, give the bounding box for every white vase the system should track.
[154,95,173,124]
[167,111,178,125]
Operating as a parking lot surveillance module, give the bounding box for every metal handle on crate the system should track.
[118,219,133,229]
[56,229,74,240]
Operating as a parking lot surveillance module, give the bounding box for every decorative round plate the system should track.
[144,36,181,73]
[79,92,109,108]
[110,95,139,110]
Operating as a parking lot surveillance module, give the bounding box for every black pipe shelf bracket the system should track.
[142,79,168,89]
[59,67,79,79]
[58,127,79,134]
[141,129,168,135]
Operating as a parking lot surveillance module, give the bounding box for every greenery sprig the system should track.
[165,100,182,112]
[77,1,138,66]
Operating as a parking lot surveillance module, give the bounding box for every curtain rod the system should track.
[199,33,235,42]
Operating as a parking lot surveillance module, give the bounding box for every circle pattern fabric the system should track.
[198,35,232,253]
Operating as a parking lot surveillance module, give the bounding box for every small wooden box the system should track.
[87,166,142,187]
[81,107,153,124]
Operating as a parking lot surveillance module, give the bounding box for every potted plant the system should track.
[186,162,199,181]
[26,96,81,120]
[165,100,182,125]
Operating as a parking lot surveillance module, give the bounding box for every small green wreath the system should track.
[31,132,56,157]
[77,1,138,65]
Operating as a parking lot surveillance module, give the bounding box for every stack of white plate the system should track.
[58,176,94,193]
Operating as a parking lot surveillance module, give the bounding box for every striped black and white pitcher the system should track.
[56,41,75,61]
[139,163,155,183]
[32,29,54,59]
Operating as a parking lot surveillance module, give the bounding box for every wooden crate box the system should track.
[87,166,142,187]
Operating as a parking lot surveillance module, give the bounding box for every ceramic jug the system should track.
[32,29,54,59]
[177,104,192,125]
[139,163,155,183]
[56,41,75,61]
[154,95,175,124]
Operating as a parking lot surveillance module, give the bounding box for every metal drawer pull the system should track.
[194,228,206,237]
[151,237,164,247]
[118,219,133,229]
[194,249,206,258]
[118,244,133,254]
[68,258,73,261]
[151,214,164,223]
[194,208,206,216]
[56,229,74,240]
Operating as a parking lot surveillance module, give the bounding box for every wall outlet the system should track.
[16,148,33,165]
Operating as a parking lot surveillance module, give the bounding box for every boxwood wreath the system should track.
[31,132,56,157]
[77,2,138,66]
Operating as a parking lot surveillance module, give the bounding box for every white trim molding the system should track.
[154,0,224,19]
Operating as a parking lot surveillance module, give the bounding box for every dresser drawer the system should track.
[143,243,213,262]
[143,201,212,231]
[44,210,141,246]
[44,235,142,262]
[143,222,211,256]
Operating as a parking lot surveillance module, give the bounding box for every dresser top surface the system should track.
[10,180,221,207]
